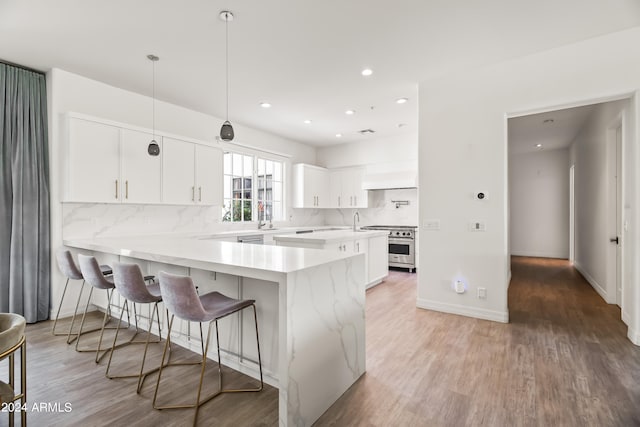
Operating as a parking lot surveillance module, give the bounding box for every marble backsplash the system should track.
[61,189,416,239]
[62,203,327,239]
[323,188,418,227]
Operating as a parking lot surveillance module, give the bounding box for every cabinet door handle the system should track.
[199,187,202,202]
[192,186,195,202]
[350,196,353,206]
[354,196,357,206]
[125,180,129,199]
[357,242,360,252]
[115,180,118,199]
[338,196,340,207]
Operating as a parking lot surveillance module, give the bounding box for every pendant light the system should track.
[219,10,234,141]
[147,54,160,156]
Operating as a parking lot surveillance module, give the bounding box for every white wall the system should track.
[418,26,640,344]
[48,68,320,316]
[509,148,570,259]
[570,99,630,304]
[316,133,417,169]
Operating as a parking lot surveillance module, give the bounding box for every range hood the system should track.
[362,161,418,190]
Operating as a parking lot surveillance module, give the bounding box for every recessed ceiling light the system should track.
[361,68,373,76]
[259,102,271,108]
[396,98,408,104]
[536,144,543,148]
[336,133,342,138]
[303,119,312,124]
[345,109,355,115]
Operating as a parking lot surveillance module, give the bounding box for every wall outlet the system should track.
[477,287,487,299]
[454,280,466,294]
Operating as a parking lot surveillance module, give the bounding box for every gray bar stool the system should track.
[0,313,26,427]
[153,271,263,426]
[53,249,112,344]
[106,262,165,393]
[76,254,136,363]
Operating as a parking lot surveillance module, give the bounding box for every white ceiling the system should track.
[508,104,597,154]
[1,0,639,147]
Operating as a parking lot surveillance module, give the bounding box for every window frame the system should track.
[222,148,287,223]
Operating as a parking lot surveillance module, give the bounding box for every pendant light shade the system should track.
[220,120,234,141]
[147,54,160,156]
[219,10,234,141]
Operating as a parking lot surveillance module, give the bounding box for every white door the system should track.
[162,137,195,204]
[615,126,623,306]
[120,129,162,203]
[569,165,575,264]
[195,145,223,205]
[607,125,622,306]
[68,118,120,203]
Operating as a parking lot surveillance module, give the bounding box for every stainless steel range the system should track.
[361,225,416,272]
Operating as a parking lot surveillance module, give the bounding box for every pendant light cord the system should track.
[225,12,229,121]
[152,58,156,140]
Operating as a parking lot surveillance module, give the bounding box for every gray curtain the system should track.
[0,62,50,323]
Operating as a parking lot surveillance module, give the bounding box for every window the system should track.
[223,151,284,222]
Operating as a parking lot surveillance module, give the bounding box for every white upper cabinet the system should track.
[162,137,196,204]
[67,113,222,206]
[328,167,369,209]
[195,144,222,205]
[291,164,329,208]
[162,137,223,205]
[120,129,161,204]
[67,118,120,203]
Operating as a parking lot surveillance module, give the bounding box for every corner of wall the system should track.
[574,261,610,303]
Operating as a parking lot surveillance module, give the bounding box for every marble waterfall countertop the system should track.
[272,228,388,244]
[63,234,361,281]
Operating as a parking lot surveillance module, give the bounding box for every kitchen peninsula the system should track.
[63,235,366,427]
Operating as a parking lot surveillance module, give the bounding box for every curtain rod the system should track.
[0,58,45,75]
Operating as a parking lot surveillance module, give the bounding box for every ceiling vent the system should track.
[358,129,376,135]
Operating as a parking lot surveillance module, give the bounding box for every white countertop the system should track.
[63,235,362,276]
[272,229,388,244]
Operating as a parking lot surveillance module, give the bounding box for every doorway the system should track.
[507,96,631,321]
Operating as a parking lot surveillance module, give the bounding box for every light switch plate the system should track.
[469,221,486,232]
[424,219,441,230]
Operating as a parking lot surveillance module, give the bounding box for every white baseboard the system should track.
[627,325,640,346]
[49,303,99,321]
[622,310,631,326]
[573,262,609,303]
[416,298,509,323]
[511,250,568,259]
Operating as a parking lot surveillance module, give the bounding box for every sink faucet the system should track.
[353,211,360,232]
[258,219,266,230]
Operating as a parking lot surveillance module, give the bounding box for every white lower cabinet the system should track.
[276,233,387,288]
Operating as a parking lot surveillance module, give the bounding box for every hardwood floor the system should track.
[9,257,640,426]
[14,314,278,426]
[315,258,640,426]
